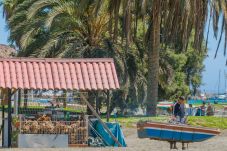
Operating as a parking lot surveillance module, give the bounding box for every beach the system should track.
[1,127,226,151]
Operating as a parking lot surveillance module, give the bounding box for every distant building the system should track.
[0,44,16,57]
[200,93,207,100]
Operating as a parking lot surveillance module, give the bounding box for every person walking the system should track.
[172,96,186,150]
[173,96,185,122]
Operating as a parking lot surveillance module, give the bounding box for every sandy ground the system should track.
[0,127,226,151]
[0,111,226,151]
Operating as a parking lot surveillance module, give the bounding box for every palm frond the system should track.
[45,1,76,29]
[214,17,224,58]
[20,28,37,49]
[27,0,59,19]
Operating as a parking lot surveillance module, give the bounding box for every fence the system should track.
[20,119,88,145]
[188,99,227,105]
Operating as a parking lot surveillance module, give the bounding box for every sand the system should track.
[1,127,227,151]
[123,128,227,151]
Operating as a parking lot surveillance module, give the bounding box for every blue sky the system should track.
[0,6,226,93]
[202,38,226,93]
[0,6,8,44]
[201,12,227,94]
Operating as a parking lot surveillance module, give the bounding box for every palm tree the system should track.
[3,0,109,57]
[2,0,142,119]
[145,0,161,115]
[3,0,227,116]
[103,0,223,115]
[106,0,209,115]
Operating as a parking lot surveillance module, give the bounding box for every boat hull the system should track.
[137,122,220,142]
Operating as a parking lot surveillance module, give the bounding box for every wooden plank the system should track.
[8,88,12,147]
[69,144,88,147]
[2,105,4,147]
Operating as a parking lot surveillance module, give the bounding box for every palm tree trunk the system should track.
[146,0,161,116]
[87,91,95,115]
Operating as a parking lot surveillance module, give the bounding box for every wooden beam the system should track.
[106,91,110,122]
[83,97,122,147]
[7,88,12,147]
[2,105,4,147]
[14,90,18,115]
[1,88,8,105]
[24,89,28,108]
[18,89,21,108]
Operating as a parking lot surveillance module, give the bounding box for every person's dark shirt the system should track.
[174,102,181,117]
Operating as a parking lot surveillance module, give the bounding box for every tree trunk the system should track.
[95,92,100,114]
[86,91,95,115]
[146,0,161,116]
[193,86,197,96]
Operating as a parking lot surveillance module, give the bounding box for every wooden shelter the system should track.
[0,58,120,147]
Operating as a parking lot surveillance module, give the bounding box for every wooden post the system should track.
[7,88,12,147]
[63,90,67,108]
[18,89,21,108]
[2,105,4,147]
[85,115,89,144]
[24,89,28,108]
[18,89,21,114]
[14,90,18,115]
[106,91,110,122]
[83,97,122,147]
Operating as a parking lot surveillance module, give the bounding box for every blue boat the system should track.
[137,121,220,143]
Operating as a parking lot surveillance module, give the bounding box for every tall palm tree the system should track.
[3,0,227,116]
[145,0,161,115]
[105,0,209,115]
[2,0,142,118]
[103,0,223,115]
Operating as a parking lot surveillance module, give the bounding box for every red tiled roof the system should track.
[0,58,120,90]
